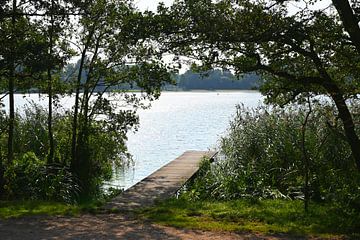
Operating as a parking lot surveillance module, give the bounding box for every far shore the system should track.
[1,89,261,97]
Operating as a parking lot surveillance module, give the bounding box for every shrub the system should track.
[184,102,360,211]
[1,102,132,202]
[4,152,79,203]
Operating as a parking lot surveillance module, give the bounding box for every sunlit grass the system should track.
[140,198,360,239]
[0,201,82,218]
[0,199,109,219]
[2,198,359,240]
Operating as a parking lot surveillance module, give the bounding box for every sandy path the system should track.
[0,213,311,240]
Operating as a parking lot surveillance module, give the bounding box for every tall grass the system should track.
[0,103,131,202]
[184,101,360,212]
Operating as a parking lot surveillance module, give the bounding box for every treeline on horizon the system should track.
[174,69,260,90]
[60,64,261,92]
[118,69,260,91]
[23,63,260,94]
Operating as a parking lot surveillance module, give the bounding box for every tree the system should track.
[155,0,360,171]
[332,0,360,54]
[28,0,74,164]
[42,1,72,163]
[68,0,173,196]
[0,0,173,198]
[0,0,50,195]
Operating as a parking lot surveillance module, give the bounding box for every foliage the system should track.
[155,0,360,171]
[0,102,136,202]
[183,102,360,211]
[141,198,360,238]
[63,0,173,197]
[0,0,173,199]
[0,105,7,159]
[4,151,80,203]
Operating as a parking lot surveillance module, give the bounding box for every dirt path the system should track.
[0,213,306,240]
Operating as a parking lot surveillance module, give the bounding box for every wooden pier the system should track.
[105,151,217,211]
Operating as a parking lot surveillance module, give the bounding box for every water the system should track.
[1,91,264,189]
[113,91,264,189]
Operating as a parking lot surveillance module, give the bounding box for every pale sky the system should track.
[135,0,174,12]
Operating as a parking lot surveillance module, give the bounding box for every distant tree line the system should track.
[108,68,260,91]
[174,69,260,90]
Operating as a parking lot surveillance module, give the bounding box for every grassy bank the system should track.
[0,199,105,219]
[2,196,359,239]
[140,198,360,239]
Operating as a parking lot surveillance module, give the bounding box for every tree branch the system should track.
[332,0,360,54]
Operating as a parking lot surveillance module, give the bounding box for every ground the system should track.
[0,213,314,240]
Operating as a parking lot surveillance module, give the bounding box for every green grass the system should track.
[0,199,105,219]
[0,188,124,219]
[139,198,360,239]
[2,198,359,239]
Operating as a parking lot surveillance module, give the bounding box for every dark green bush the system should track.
[1,102,131,201]
[4,152,79,203]
[185,102,360,210]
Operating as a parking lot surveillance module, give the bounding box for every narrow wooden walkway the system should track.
[105,151,217,211]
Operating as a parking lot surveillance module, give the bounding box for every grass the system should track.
[139,198,360,239]
[0,199,104,219]
[0,188,124,219]
[2,197,359,239]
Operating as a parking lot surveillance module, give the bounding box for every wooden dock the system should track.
[105,151,217,211]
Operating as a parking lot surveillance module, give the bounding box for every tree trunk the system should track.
[47,72,54,163]
[70,49,86,170]
[8,72,15,165]
[71,26,95,173]
[0,166,4,197]
[8,0,17,165]
[47,0,55,163]
[301,98,312,213]
[332,0,360,55]
[331,93,360,171]
[73,33,100,196]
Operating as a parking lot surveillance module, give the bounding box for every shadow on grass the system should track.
[140,198,360,239]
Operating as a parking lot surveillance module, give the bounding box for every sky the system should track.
[135,0,173,12]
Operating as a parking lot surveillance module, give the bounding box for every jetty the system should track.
[105,151,217,211]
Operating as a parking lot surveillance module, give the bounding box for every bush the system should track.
[4,152,79,203]
[1,102,132,202]
[184,102,360,211]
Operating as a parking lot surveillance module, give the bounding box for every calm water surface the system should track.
[4,91,264,189]
[113,91,264,189]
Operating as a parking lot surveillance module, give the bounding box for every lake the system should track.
[2,91,264,189]
[111,91,264,189]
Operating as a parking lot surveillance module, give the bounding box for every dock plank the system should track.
[105,151,217,211]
